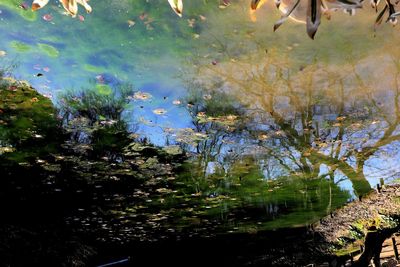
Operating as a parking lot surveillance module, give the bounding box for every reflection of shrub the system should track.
[58,84,135,159]
[185,85,247,119]
[91,121,131,160]
[59,83,134,124]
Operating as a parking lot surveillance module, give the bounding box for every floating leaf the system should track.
[162,145,183,155]
[133,91,152,100]
[127,19,136,27]
[42,13,53,21]
[153,108,167,115]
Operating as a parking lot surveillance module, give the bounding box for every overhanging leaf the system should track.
[251,0,263,10]
[168,0,183,17]
[306,0,322,39]
[375,4,388,28]
[273,0,301,31]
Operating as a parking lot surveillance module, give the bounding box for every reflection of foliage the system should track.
[59,84,133,123]
[90,122,131,159]
[142,155,350,233]
[58,84,135,159]
[0,77,63,162]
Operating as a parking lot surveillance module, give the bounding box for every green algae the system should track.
[95,84,112,95]
[10,41,31,53]
[83,64,106,73]
[37,43,60,58]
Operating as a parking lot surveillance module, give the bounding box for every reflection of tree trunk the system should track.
[309,153,371,196]
[299,156,312,174]
[336,163,371,197]
[327,178,332,214]
[272,107,372,196]
[351,166,372,198]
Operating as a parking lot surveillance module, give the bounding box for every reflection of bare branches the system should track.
[183,45,400,197]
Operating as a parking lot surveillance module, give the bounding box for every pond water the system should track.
[1,0,400,265]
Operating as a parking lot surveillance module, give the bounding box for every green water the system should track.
[1,1,400,263]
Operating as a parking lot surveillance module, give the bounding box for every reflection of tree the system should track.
[181,80,249,176]
[187,53,400,197]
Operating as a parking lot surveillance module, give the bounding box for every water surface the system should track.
[1,0,400,252]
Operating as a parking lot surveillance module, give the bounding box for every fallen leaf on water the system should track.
[197,112,206,117]
[42,14,53,21]
[19,2,28,10]
[8,86,17,91]
[127,20,136,27]
[95,75,104,83]
[0,50,6,57]
[203,94,212,100]
[132,91,152,100]
[187,18,195,27]
[0,147,15,154]
[219,0,230,9]
[153,108,167,115]
[139,12,148,21]
[226,115,237,121]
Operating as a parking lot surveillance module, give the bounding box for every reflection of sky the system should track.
[125,82,193,145]
[0,0,196,145]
